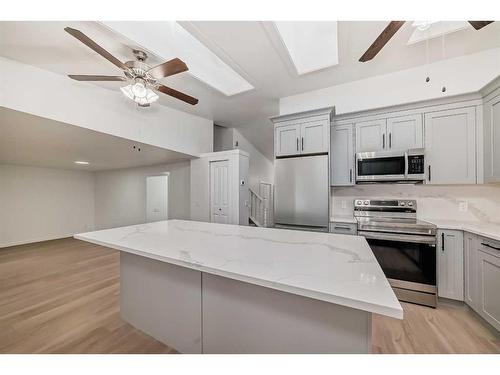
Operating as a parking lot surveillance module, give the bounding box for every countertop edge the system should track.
[74,233,404,320]
[424,220,500,242]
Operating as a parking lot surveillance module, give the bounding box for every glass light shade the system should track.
[121,84,159,106]
[131,81,147,98]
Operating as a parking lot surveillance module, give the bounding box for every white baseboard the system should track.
[0,233,78,249]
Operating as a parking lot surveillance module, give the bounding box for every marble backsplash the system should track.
[331,184,500,224]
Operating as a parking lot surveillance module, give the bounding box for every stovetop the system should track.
[356,216,437,236]
[354,198,437,236]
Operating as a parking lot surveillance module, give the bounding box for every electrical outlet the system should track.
[459,201,468,212]
[341,200,347,209]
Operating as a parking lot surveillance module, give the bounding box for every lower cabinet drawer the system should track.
[329,222,357,235]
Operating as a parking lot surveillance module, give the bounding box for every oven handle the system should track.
[358,230,437,245]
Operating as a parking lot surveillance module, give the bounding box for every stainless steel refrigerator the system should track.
[274,154,329,231]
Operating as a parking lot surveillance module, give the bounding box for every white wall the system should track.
[331,184,500,224]
[232,129,274,191]
[0,56,214,157]
[213,126,274,192]
[213,125,234,152]
[280,48,500,116]
[0,164,95,247]
[94,161,191,230]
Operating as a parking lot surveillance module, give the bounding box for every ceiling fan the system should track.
[64,27,198,107]
[359,21,494,62]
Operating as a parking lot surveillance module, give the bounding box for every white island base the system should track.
[121,252,372,354]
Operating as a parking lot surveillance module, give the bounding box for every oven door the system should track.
[356,151,407,182]
[360,231,436,289]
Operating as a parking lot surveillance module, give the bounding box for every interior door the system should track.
[386,114,423,150]
[210,160,231,224]
[275,124,300,157]
[146,175,169,223]
[300,120,328,154]
[424,107,476,184]
[355,119,387,152]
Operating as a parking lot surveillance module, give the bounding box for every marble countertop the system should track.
[424,219,500,242]
[330,215,357,224]
[75,220,403,319]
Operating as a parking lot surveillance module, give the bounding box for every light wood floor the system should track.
[1,238,499,354]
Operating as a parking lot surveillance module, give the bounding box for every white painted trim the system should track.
[0,234,73,249]
[199,149,249,159]
[270,106,335,124]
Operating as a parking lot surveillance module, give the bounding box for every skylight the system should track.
[407,21,471,45]
[274,21,339,75]
[101,21,253,96]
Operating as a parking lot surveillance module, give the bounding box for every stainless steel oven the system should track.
[355,199,437,307]
[356,148,425,183]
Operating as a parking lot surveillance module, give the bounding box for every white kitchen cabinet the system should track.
[271,107,333,158]
[437,229,464,301]
[355,114,423,153]
[300,120,329,154]
[386,114,423,150]
[355,119,386,152]
[331,124,355,186]
[275,124,301,157]
[464,232,478,310]
[477,239,500,331]
[424,107,476,185]
[483,93,500,183]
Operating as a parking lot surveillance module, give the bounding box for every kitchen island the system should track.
[75,220,402,353]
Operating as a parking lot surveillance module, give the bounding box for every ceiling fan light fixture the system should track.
[131,79,148,98]
[121,84,159,106]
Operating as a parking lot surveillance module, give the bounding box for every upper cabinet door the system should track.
[300,120,329,154]
[331,124,354,186]
[355,119,386,152]
[484,94,500,182]
[386,114,423,150]
[275,124,301,157]
[424,107,476,185]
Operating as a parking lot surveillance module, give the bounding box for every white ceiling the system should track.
[1,21,499,159]
[0,107,191,171]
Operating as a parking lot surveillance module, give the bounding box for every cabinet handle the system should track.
[441,233,445,251]
[301,137,304,151]
[481,242,500,251]
[349,169,353,183]
[428,165,432,182]
[334,226,351,231]
[383,134,385,149]
[389,133,392,148]
[296,138,299,151]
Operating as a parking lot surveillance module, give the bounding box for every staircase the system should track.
[249,181,273,227]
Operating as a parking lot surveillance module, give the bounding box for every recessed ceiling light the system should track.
[74,161,90,165]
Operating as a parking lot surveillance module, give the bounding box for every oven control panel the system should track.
[354,199,417,214]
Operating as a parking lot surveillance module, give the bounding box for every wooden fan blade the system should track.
[147,58,188,79]
[468,21,494,30]
[68,75,126,81]
[64,27,128,71]
[156,84,198,105]
[359,21,405,62]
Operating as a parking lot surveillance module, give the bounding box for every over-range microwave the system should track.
[356,148,425,183]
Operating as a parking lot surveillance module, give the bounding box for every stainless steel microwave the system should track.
[356,148,425,183]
